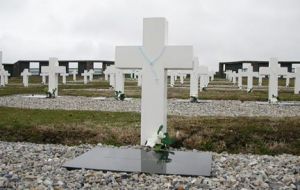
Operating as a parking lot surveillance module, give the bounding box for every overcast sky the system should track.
[0,0,300,70]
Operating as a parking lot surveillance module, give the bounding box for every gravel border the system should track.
[0,95,300,117]
[0,141,299,189]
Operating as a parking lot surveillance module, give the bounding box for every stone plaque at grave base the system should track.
[63,147,212,177]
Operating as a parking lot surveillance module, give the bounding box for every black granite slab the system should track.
[63,147,212,176]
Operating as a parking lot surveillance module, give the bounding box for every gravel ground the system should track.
[0,95,300,117]
[0,141,299,190]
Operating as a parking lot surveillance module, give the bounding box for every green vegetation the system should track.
[0,107,299,155]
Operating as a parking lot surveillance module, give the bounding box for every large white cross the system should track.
[41,58,66,97]
[259,58,288,103]
[21,69,32,87]
[115,18,193,145]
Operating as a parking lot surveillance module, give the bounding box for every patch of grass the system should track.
[169,116,300,155]
[0,107,299,155]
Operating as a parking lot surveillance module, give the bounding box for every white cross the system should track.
[88,69,95,81]
[295,67,300,94]
[71,70,78,81]
[41,57,66,97]
[283,72,295,87]
[259,58,288,103]
[60,73,69,84]
[20,69,32,87]
[4,70,10,85]
[258,75,265,86]
[236,69,243,89]
[104,65,117,88]
[40,73,48,84]
[224,70,232,80]
[115,18,193,145]
[231,71,237,84]
[133,70,143,86]
[190,58,200,97]
[179,72,185,85]
[168,70,177,87]
[239,66,258,92]
[199,67,209,92]
[0,68,6,87]
[81,70,89,84]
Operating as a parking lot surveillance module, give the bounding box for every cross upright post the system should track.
[115,18,193,145]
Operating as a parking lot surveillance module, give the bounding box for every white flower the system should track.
[158,131,166,139]
[145,136,158,147]
[145,131,165,148]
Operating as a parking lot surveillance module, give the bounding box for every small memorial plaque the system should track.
[63,147,212,176]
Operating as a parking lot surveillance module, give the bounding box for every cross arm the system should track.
[164,46,193,69]
[115,46,143,69]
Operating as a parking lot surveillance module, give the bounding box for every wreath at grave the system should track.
[114,91,125,101]
[190,96,198,103]
[271,94,280,102]
[44,88,57,98]
[247,88,253,93]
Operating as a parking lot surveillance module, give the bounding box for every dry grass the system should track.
[0,107,299,155]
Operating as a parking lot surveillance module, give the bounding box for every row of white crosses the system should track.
[81,69,95,84]
[115,18,193,145]
[0,52,11,87]
[40,71,77,85]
